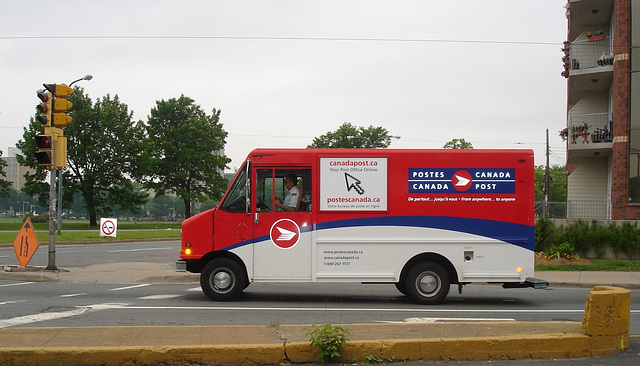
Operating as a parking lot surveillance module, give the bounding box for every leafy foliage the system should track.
[535,218,640,259]
[304,324,349,363]
[0,150,12,197]
[442,138,473,149]
[534,164,566,202]
[17,88,149,226]
[64,88,148,226]
[534,216,557,252]
[308,122,395,148]
[364,354,383,364]
[544,242,576,259]
[15,115,52,207]
[143,95,230,218]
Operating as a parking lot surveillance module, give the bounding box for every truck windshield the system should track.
[219,164,248,212]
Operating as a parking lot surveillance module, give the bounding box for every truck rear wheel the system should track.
[201,258,246,301]
[404,262,450,305]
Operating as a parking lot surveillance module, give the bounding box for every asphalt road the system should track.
[1,241,640,365]
[1,241,639,331]
[0,239,179,267]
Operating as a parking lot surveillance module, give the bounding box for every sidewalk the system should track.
[2,261,640,288]
[0,263,635,366]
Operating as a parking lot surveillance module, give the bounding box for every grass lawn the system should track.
[0,218,182,245]
[535,258,640,272]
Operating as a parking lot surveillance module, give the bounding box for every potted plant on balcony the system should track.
[559,128,568,142]
[588,30,605,42]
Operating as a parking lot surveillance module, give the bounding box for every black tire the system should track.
[404,262,450,305]
[200,258,246,301]
[394,282,407,295]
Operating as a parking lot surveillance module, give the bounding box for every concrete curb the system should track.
[0,287,631,366]
[0,332,625,366]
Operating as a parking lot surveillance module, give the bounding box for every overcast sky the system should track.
[0,0,567,172]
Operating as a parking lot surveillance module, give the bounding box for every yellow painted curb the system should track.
[0,344,286,366]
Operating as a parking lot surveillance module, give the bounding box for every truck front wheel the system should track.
[404,262,450,305]
[201,258,246,301]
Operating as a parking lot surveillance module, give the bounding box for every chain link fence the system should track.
[535,200,610,220]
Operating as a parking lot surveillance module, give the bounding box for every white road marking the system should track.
[59,293,88,298]
[187,287,202,292]
[0,300,26,306]
[0,282,36,287]
[0,303,127,328]
[398,317,516,323]
[108,247,173,253]
[139,294,182,300]
[110,284,151,291]
[0,308,91,328]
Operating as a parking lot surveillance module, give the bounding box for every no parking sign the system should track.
[100,218,118,238]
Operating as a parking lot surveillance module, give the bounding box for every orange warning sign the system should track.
[12,217,40,267]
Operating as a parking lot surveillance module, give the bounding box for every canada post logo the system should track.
[408,168,515,194]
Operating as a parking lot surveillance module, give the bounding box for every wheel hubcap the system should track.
[213,271,232,291]
[417,271,440,296]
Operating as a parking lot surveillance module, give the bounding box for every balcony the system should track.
[564,37,614,105]
[565,112,613,159]
[566,36,613,73]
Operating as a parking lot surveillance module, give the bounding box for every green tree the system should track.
[63,88,148,226]
[17,88,148,226]
[148,194,184,220]
[534,165,566,202]
[0,150,12,197]
[16,114,51,207]
[443,138,473,149]
[144,95,230,218]
[308,122,395,148]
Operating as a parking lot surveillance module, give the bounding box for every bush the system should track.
[26,213,49,223]
[609,221,640,259]
[534,216,557,252]
[535,219,640,259]
[545,242,575,259]
[305,324,349,363]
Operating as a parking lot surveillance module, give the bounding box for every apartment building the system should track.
[564,0,640,220]
[0,147,33,191]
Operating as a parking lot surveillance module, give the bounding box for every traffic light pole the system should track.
[46,141,57,270]
[38,76,92,269]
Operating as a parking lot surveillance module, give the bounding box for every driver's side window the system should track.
[256,169,274,212]
[255,168,311,212]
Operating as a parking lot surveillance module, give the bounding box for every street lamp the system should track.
[68,74,93,87]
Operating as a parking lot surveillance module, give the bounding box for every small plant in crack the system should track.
[304,324,349,363]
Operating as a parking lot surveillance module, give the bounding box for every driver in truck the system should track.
[274,173,300,211]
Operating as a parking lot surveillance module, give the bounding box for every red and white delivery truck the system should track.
[177,148,547,304]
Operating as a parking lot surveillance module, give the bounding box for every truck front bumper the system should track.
[175,259,187,272]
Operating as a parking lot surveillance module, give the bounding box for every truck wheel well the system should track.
[400,253,459,285]
[189,252,249,285]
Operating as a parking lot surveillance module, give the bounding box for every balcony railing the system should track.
[565,37,613,73]
[535,200,610,220]
[564,112,612,145]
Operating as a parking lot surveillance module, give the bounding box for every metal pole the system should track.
[57,169,62,234]
[544,129,550,217]
[46,140,57,270]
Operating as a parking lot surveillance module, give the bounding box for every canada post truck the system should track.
[177,148,547,304]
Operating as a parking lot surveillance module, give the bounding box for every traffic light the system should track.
[35,135,53,168]
[36,91,52,127]
[44,83,74,127]
[54,136,67,168]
